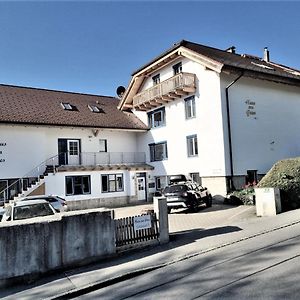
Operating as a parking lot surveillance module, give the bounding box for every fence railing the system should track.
[133,72,196,107]
[115,213,159,248]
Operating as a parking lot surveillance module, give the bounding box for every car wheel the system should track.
[205,195,212,208]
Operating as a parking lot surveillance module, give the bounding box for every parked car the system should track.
[1,200,56,222]
[0,207,5,221]
[162,181,212,213]
[17,195,67,212]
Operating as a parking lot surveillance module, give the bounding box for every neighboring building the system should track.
[119,40,300,196]
[0,85,153,208]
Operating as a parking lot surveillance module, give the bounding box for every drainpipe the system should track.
[225,72,244,191]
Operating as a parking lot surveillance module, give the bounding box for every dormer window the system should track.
[88,104,104,113]
[61,102,76,111]
[152,74,160,86]
[173,62,182,75]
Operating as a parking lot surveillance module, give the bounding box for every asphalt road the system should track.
[79,219,300,299]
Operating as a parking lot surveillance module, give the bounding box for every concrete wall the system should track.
[0,209,115,288]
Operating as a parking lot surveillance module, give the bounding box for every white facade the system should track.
[131,57,300,195]
[0,124,151,206]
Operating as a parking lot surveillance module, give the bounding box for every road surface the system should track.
[79,221,300,299]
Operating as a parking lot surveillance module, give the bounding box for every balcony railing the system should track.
[133,72,196,110]
[75,152,146,166]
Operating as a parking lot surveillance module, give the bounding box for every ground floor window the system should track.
[65,175,91,195]
[246,170,258,186]
[190,172,201,185]
[102,174,124,193]
[155,176,168,191]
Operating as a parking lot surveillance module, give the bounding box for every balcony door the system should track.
[58,138,81,165]
[68,140,80,165]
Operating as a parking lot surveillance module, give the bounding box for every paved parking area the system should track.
[114,200,257,233]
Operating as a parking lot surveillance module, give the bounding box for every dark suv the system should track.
[162,181,212,213]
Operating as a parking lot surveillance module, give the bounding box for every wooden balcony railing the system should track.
[133,72,196,110]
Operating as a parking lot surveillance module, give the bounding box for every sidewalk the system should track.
[2,205,300,299]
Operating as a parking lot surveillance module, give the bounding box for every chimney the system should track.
[226,46,236,54]
[263,47,270,62]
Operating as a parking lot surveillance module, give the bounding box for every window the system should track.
[61,102,77,111]
[155,176,168,190]
[148,107,165,128]
[187,135,198,157]
[99,139,107,152]
[65,176,91,196]
[190,173,201,185]
[246,170,258,186]
[88,104,105,113]
[101,174,124,193]
[152,74,160,85]
[69,141,79,155]
[185,96,196,119]
[149,142,168,161]
[173,62,182,75]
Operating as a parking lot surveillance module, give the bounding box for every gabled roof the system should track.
[119,40,300,110]
[0,84,147,130]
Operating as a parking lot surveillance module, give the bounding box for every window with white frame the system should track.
[149,142,168,162]
[148,107,165,128]
[65,175,91,196]
[99,139,107,152]
[101,174,124,193]
[190,172,201,184]
[61,102,77,111]
[173,62,182,75]
[155,176,168,190]
[185,96,196,119]
[152,74,160,85]
[187,135,198,157]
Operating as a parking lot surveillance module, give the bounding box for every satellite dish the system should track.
[116,86,126,98]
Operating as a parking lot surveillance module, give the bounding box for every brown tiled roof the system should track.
[0,84,148,130]
[132,40,300,84]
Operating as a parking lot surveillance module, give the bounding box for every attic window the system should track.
[251,62,275,70]
[61,102,76,111]
[88,104,104,113]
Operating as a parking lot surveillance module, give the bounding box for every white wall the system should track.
[135,57,226,180]
[220,74,300,175]
[0,124,139,179]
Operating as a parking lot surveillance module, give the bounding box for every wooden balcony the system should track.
[132,72,196,110]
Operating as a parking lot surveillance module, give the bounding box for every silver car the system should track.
[17,195,67,212]
[1,200,56,222]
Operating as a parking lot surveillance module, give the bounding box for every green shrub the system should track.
[226,187,255,206]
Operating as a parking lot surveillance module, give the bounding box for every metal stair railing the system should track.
[0,153,62,204]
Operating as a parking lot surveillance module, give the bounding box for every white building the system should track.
[119,40,300,196]
[0,85,153,208]
[1,40,300,206]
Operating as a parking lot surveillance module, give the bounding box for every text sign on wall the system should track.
[0,142,6,163]
[134,215,152,231]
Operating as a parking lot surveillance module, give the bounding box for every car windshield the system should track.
[164,185,188,193]
[13,203,55,220]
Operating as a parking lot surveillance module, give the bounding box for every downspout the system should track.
[225,72,244,191]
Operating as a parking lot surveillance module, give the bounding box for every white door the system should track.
[137,177,146,201]
[68,140,80,165]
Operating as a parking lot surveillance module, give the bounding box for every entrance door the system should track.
[68,140,80,165]
[137,177,146,201]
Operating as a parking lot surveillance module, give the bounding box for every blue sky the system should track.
[0,1,299,97]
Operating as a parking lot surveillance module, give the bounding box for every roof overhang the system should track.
[118,46,224,110]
